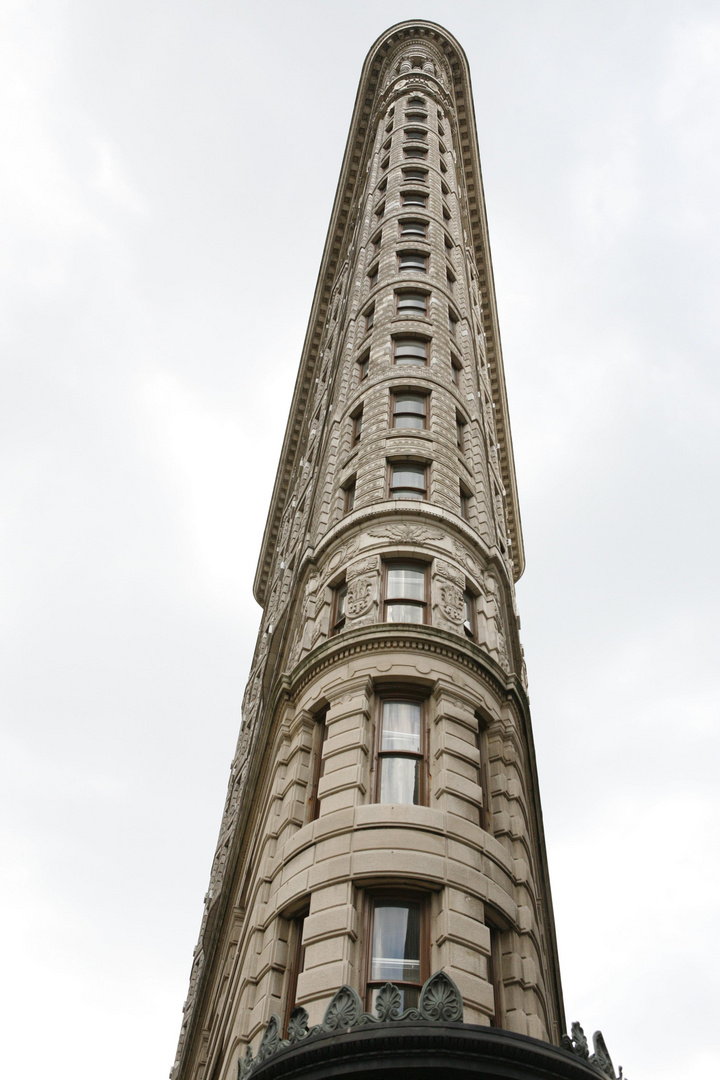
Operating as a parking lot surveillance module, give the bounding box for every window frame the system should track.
[343,476,356,514]
[456,410,467,451]
[364,304,375,332]
[363,889,430,1011]
[395,289,428,317]
[381,558,429,623]
[387,459,428,501]
[283,905,310,1035]
[393,336,428,367]
[368,262,379,289]
[463,585,476,637]
[373,689,429,805]
[399,218,428,239]
[351,404,363,446]
[357,351,370,383]
[331,579,348,635]
[391,389,428,430]
[459,484,471,522]
[398,251,428,274]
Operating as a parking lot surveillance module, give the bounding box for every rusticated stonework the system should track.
[171,21,569,1080]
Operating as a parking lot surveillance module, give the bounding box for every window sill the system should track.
[386,429,433,443]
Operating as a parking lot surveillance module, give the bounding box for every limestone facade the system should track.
[171,22,565,1080]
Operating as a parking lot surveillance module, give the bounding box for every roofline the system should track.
[253,20,525,606]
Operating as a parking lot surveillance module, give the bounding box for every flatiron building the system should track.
[172,20,621,1080]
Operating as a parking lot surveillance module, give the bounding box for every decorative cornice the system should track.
[239,971,463,1078]
[253,20,525,607]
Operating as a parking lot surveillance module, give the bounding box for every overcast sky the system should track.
[2,2,719,1078]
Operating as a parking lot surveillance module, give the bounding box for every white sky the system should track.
[2,2,719,1078]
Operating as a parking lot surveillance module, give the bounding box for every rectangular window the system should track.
[400,219,427,238]
[351,406,363,446]
[308,711,327,820]
[463,588,476,636]
[283,908,309,1034]
[393,338,427,366]
[381,155,390,172]
[408,96,425,108]
[366,896,427,1010]
[368,263,379,288]
[392,391,427,429]
[375,202,385,220]
[365,306,375,332]
[343,478,356,513]
[451,355,462,386]
[398,252,427,273]
[404,127,427,142]
[383,561,427,622]
[402,191,427,208]
[357,352,369,382]
[396,291,427,316]
[456,412,467,450]
[447,267,456,291]
[488,923,504,1027]
[388,462,427,500]
[404,146,427,159]
[442,202,451,221]
[405,111,427,124]
[449,309,459,336]
[371,231,382,256]
[402,168,428,184]
[376,698,426,806]
[460,485,471,521]
[331,580,347,634]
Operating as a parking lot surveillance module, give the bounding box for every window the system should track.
[331,580,347,634]
[351,406,363,445]
[447,266,456,291]
[460,485,471,521]
[378,176,388,193]
[343,477,356,513]
[439,140,447,156]
[487,922,505,1027]
[408,96,425,107]
[398,252,427,273]
[404,146,427,159]
[451,355,462,385]
[383,561,427,622]
[440,157,448,173]
[449,309,459,336]
[402,168,427,184]
[365,305,375,332]
[402,190,427,208]
[370,230,382,256]
[456,411,467,450]
[368,263,379,288]
[376,697,426,803]
[404,127,427,142]
[393,337,427,366]
[357,351,369,382]
[388,462,426,500]
[442,202,451,221]
[366,895,427,1010]
[396,291,427,316]
[381,155,390,172]
[400,219,427,238]
[392,391,427,429]
[441,180,450,196]
[463,588,476,637]
[283,907,309,1034]
[444,232,454,252]
[375,201,385,220]
[405,111,427,124]
[438,121,445,136]
[308,711,327,820]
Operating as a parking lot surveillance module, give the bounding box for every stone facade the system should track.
[171,21,565,1080]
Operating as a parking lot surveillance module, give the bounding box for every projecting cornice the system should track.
[253,21,525,606]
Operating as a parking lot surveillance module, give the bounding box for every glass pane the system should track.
[395,394,425,414]
[395,341,426,360]
[390,467,425,492]
[371,902,421,981]
[387,565,425,599]
[392,488,423,499]
[379,756,420,804]
[336,585,347,619]
[381,701,421,750]
[398,294,426,312]
[395,414,424,429]
[386,601,424,623]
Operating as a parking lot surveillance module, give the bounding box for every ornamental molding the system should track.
[562,1022,625,1079]
[239,971,463,1079]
